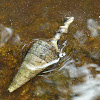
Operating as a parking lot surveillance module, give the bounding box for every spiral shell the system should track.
[8,17,74,92]
[8,40,58,92]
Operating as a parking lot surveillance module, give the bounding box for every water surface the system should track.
[0,0,100,100]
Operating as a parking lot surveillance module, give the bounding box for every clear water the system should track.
[0,0,100,100]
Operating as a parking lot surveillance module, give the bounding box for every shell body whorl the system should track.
[8,40,58,92]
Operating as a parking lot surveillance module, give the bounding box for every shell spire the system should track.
[8,17,74,92]
[51,17,74,52]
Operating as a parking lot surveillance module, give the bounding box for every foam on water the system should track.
[60,59,100,100]
[74,30,87,44]
[0,25,13,47]
[87,19,99,37]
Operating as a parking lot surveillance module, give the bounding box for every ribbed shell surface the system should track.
[27,40,58,62]
[8,40,58,92]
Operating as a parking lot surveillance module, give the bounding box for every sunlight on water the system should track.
[0,25,21,47]
[74,30,87,45]
[0,0,100,99]
[0,25,13,47]
[0,18,99,99]
[87,19,99,37]
[60,59,100,100]
[58,18,100,100]
[11,34,21,45]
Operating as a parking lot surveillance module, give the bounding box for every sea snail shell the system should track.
[8,17,74,92]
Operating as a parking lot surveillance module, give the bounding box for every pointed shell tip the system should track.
[8,87,14,93]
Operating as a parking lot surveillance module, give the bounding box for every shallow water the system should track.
[0,0,100,100]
